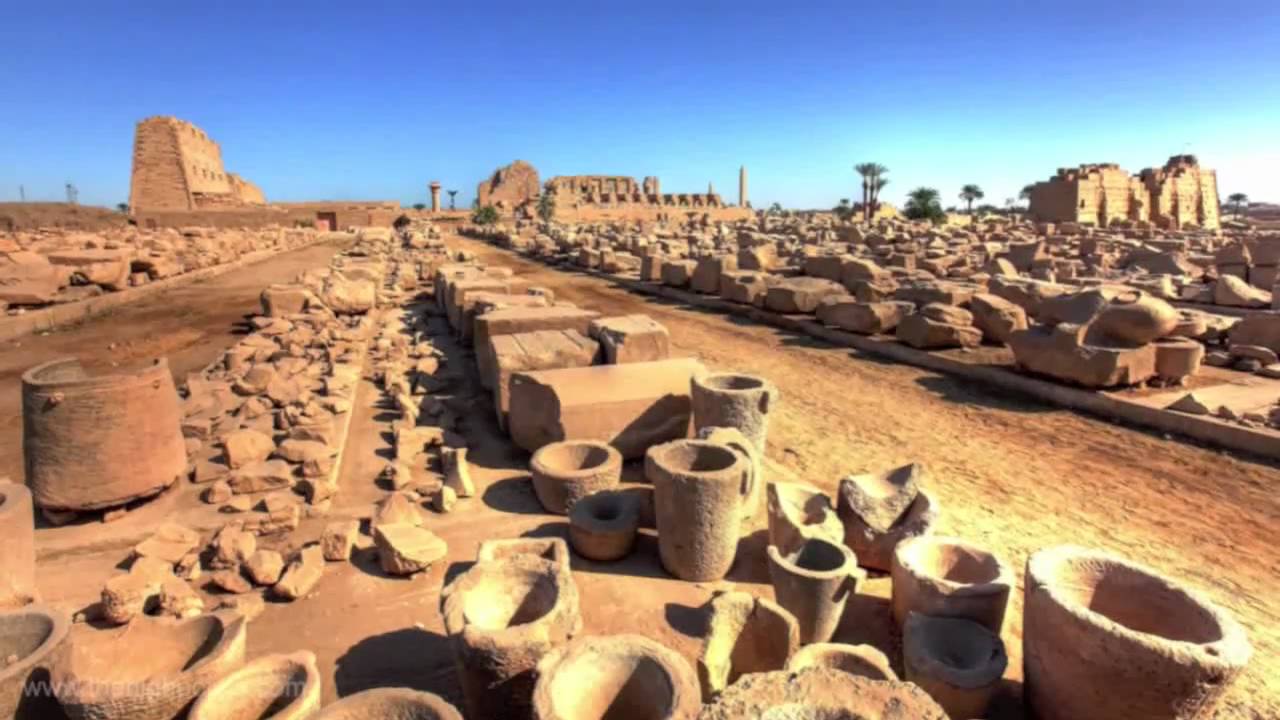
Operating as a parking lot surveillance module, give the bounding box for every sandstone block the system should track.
[321,520,360,561]
[588,314,670,364]
[374,523,448,575]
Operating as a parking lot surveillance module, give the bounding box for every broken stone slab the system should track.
[245,550,285,586]
[764,277,845,314]
[133,522,201,565]
[473,306,600,390]
[275,438,333,464]
[765,481,844,556]
[228,459,296,494]
[508,358,705,459]
[221,429,275,470]
[815,298,913,334]
[273,545,325,600]
[969,293,1029,345]
[490,329,600,429]
[101,571,163,624]
[373,523,448,575]
[373,492,429,529]
[210,524,257,570]
[1009,323,1157,388]
[433,486,458,513]
[1228,314,1280,354]
[588,314,671,364]
[896,306,982,349]
[157,576,204,620]
[837,463,922,534]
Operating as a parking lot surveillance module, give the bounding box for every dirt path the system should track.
[450,233,1280,718]
[0,240,349,481]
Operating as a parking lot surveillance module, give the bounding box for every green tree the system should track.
[768,202,783,215]
[832,198,854,221]
[537,193,555,222]
[472,205,500,225]
[115,202,128,213]
[959,184,984,213]
[855,163,889,222]
[393,214,412,231]
[412,203,426,211]
[1019,184,1035,202]
[1227,192,1249,219]
[448,190,458,210]
[903,187,945,223]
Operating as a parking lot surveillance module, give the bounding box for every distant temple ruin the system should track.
[128,117,265,212]
[1028,155,1220,230]
[476,160,541,209]
[543,174,726,211]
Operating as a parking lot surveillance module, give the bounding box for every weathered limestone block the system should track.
[1216,275,1273,308]
[764,277,844,314]
[133,522,201,565]
[893,281,975,308]
[661,260,698,287]
[52,613,247,720]
[693,255,737,294]
[840,257,890,289]
[23,357,186,511]
[210,523,257,570]
[1090,291,1179,345]
[698,591,799,700]
[491,329,602,428]
[588,314,670,364]
[508,358,704,459]
[903,613,1007,720]
[374,523,447,575]
[320,273,375,314]
[273,545,326,600]
[896,305,982,349]
[46,249,131,291]
[222,428,275,469]
[0,605,70,718]
[1228,314,1280,354]
[441,555,581,719]
[640,254,664,281]
[804,254,848,282]
[891,536,1012,633]
[189,650,322,720]
[245,549,285,586]
[475,306,600,390]
[533,635,700,720]
[1009,323,1157,388]
[0,250,62,305]
[648,440,751,582]
[443,447,475,498]
[816,298,913,334]
[157,576,204,619]
[228,459,295,494]
[260,284,318,317]
[1024,546,1251,720]
[719,270,771,305]
[987,275,1069,316]
[321,520,360,561]
[969,292,1028,344]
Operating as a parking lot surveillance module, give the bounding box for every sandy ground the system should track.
[14,231,1279,719]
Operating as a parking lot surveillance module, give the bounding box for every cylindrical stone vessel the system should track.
[530,440,623,515]
[766,538,860,644]
[646,440,750,582]
[891,536,1012,633]
[691,373,777,453]
[0,483,37,608]
[533,634,700,720]
[0,604,70,719]
[786,643,897,681]
[903,613,1007,720]
[1153,337,1205,383]
[1024,545,1252,720]
[441,555,581,719]
[568,491,639,562]
[314,688,463,720]
[23,357,186,511]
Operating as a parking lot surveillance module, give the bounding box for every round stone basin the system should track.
[786,643,897,681]
[648,441,739,475]
[0,605,70,718]
[462,564,559,631]
[189,650,320,720]
[534,635,698,720]
[698,374,766,393]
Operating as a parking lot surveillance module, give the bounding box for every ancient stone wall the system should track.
[129,116,265,213]
[1029,156,1218,230]
[477,160,541,209]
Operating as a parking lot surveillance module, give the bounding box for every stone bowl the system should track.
[531,440,623,515]
[0,604,71,718]
[188,650,321,720]
[696,667,947,720]
[313,688,462,719]
[786,643,897,681]
[533,634,700,720]
[569,491,640,561]
[53,611,247,720]
[477,537,572,572]
[891,535,1012,632]
[1024,545,1252,720]
[903,613,1007,719]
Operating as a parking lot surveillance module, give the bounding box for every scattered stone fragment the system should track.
[245,550,285,586]
[158,576,205,619]
[210,524,257,569]
[209,569,254,595]
[1167,393,1212,416]
[321,520,361,561]
[274,545,326,600]
[133,522,201,565]
[442,447,475,498]
[222,429,275,469]
[374,523,448,575]
[433,486,458,513]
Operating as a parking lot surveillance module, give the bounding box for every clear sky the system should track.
[2,0,1277,210]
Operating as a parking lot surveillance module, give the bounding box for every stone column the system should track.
[739,166,748,208]
[429,181,441,212]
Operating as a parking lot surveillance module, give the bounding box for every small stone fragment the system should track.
[321,520,361,561]
[245,550,285,586]
[274,545,326,600]
[373,523,448,575]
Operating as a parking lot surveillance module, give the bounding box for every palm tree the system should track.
[412,203,426,211]
[855,163,889,222]
[959,184,984,213]
[448,190,458,210]
[1227,192,1249,219]
[833,198,853,221]
[1019,184,1035,202]
[115,202,128,213]
[904,187,944,222]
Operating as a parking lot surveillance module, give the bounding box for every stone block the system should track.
[474,306,599,390]
[588,315,670,364]
[490,329,600,428]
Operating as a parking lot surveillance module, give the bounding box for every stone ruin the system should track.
[1028,154,1220,231]
[129,116,265,213]
[476,159,542,211]
[0,209,1259,720]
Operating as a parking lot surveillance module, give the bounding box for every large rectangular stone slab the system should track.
[475,306,601,389]
[588,315,670,364]
[492,329,601,429]
[507,358,705,458]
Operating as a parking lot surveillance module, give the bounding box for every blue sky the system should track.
[2,1,1277,210]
